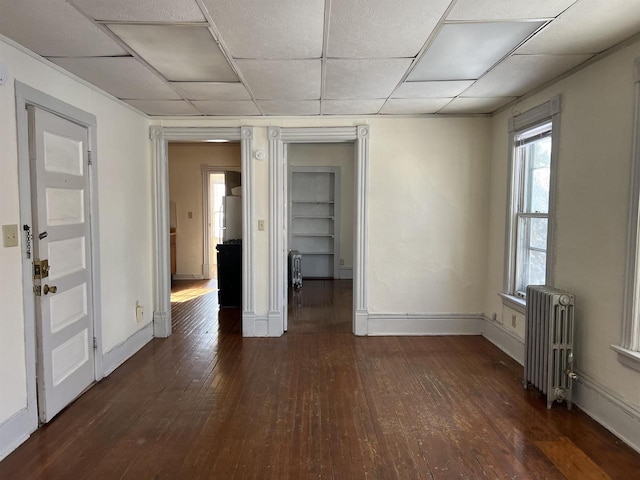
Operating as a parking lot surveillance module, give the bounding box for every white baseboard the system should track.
[339,267,353,279]
[480,315,525,365]
[172,273,204,280]
[242,312,272,337]
[102,322,154,376]
[367,313,483,336]
[478,315,640,454]
[574,372,640,454]
[0,408,35,462]
[268,311,283,337]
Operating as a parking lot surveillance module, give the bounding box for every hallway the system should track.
[1,281,639,478]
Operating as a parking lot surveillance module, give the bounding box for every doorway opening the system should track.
[286,144,355,334]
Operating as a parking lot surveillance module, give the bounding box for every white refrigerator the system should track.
[222,196,242,241]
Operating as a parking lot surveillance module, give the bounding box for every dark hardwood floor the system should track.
[1,279,640,479]
[288,279,352,334]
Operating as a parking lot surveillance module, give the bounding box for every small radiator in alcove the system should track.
[524,285,577,409]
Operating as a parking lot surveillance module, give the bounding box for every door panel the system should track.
[29,106,94,423]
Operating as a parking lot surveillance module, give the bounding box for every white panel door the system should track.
[28,106,95,423]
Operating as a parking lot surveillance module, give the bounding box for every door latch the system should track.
[33,259,49,279]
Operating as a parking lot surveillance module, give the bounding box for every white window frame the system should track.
[613,58,640,371]
[501,95,561,311]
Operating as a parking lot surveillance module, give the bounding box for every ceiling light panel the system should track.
[393,81,475,98]
[439,97,515,114]
[202,0,324,59]
[325,59,412,100]
[327,0,452,58]
[235,60,321,100]
[0,0,126,57]
[49,57,181,99]
[70,0,206,22]
[192,100,261,116]
[170,82,251,100]
[517,0,640,55]
[322,99,386,115]
[257,101,320,116]
[447,0,576,21]
[125,100,201,115]
[107,24,237,82]
[408,21,544,81]
[380,98,451,114]
[462,54,592,97]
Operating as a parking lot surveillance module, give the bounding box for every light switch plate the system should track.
[3,224,19,247]
[258,220,265,231]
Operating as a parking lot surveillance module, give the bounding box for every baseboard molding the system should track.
[478,315,640,454]
[480,315,525,365]
[102,322,154,376]
[339,267,353,279]
[574,371,640,454]
[172,273,204,280]
[0,407,35,462]
[367,313,483,336]
[242,312,272,337]
[268,311,283,337]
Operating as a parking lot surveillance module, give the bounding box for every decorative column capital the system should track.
[241,126,254,139]
[149,126,164,141]
[268,127,281,139]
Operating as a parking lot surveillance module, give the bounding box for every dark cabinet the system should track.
[216,242,242,308]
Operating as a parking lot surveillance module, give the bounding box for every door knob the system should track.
[43,284,57,295]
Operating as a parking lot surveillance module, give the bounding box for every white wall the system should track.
[288,143,355,274]
[168,143,241,277]
[154,116,491,319]
[484,40,640,411]
[0,37,152,431]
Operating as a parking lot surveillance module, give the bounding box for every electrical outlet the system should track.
[258,220,265,231]
[340,259,345,266]
[2,224,19,247]
[188,211,193,219]
[512,315,517,328]
[136,302,144,322]
[491,312,497,322]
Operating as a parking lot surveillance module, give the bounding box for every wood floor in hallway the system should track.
[1,279,639,479]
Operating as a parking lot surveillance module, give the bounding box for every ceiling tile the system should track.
[447,0,576,21]
[170,82,251,100]
[202,0,324,59]
[192,100,260,116]
[518,0,640,55]
[439,97,515,114]
[107,24,237,82]
[0,0,126,57]
[327,0,452,58]
[408,22,544,81]
[322,99,385,115]
[71,0,205,22]
[257,101,320,116]
[380,98,452,115]
[49,57,181,99]
[235,60,321,100]
[325,59,413,100]
[393,81,475,98]
[125,100,201,115]
[462,54,592,97]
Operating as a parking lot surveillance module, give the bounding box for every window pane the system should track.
[530,217,548,249]
[522,136,551,213]
[528,250,546,286]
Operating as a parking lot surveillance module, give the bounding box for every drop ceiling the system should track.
[1,0,639,116]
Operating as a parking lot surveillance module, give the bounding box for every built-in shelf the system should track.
[292,200,334,204]
[292,233,334,238]
[299,251,334,255]
[293,215,334,219]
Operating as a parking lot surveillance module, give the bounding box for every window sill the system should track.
[499,293,526,314]
[611,345,640,373]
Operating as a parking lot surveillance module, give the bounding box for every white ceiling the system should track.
[1,0,640,116]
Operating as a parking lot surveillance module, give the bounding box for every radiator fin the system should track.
[524,285,575,409]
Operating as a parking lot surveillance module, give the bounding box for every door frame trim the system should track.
[14,81,103,433]
[150,127,255,338]
[268,126,370,336]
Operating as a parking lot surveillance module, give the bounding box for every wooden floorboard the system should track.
[1,279,640,479]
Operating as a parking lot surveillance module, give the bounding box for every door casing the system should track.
[15,82,103,432]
